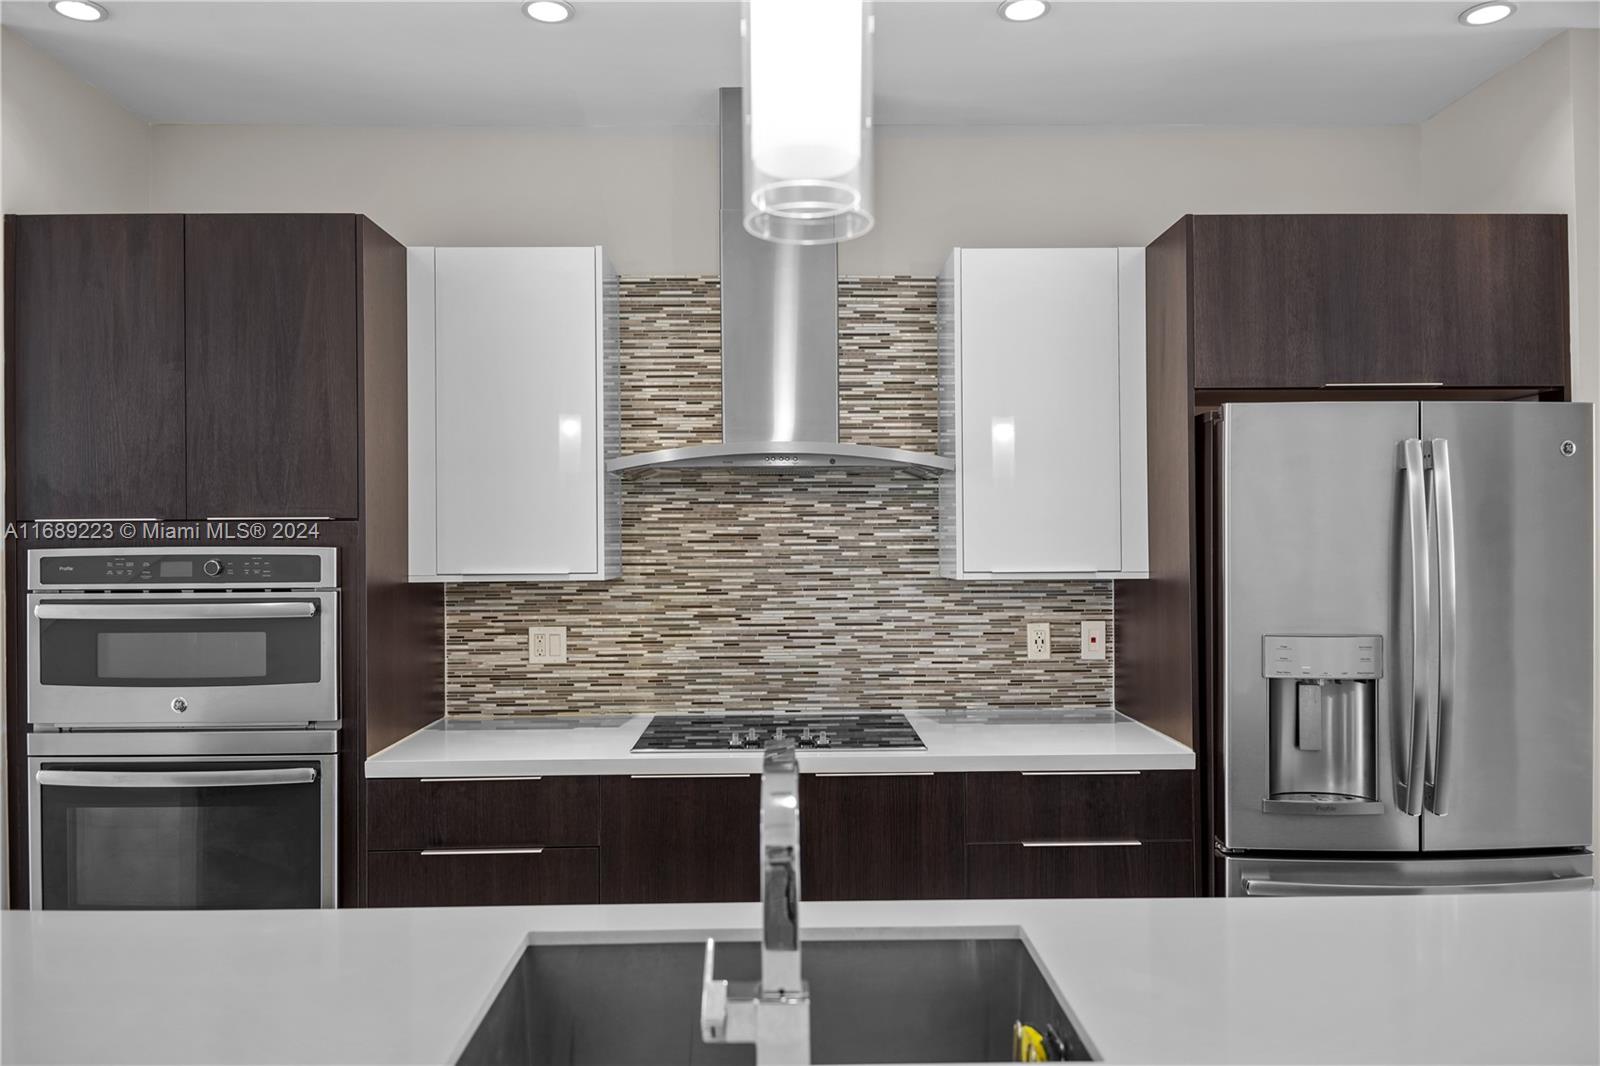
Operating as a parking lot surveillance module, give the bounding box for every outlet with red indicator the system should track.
[1080,620,1106,661]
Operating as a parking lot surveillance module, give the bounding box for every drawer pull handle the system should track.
[1019,770,1141,777]
[813,772,935,778]
[629,774,754,780]
[419,776,544,783]
[420,847,545,856]
[1020,840,1142,848]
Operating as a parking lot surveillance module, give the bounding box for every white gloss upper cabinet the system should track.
[409,247,619,581]
[939,248,1147,580]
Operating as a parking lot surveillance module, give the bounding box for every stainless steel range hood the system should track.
[608,88,953,480]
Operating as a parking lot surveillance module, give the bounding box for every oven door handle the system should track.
[33,602,318,621]
[35,767,317,789]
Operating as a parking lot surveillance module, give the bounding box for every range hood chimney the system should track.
[608,88,953,479]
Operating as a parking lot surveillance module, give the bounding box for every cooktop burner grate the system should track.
[632,712,925,751]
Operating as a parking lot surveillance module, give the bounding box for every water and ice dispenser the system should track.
[1260,636,1384,815]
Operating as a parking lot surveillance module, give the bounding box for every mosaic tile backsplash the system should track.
[444,276,1114,714]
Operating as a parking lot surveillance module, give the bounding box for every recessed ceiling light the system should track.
[1459,1,1516,25]
[523,0,573,23]
[998,0,1050,22]
[50,0,107,21]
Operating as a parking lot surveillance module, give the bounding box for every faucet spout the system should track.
[700,736,811,1065]
[761,738,802,994]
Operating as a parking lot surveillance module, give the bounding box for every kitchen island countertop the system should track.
[3,891,1597,1066]
[364,708,1194,777]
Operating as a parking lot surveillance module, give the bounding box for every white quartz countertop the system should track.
[364,709,1194,777]
[4,892,1596,1065]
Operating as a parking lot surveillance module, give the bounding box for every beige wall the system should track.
[149,121,1422,275]
[1420,28,1600,840]
[0,27,153,908]
[1,27,152,212]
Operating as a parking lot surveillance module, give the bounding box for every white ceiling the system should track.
[3,1,1597,127]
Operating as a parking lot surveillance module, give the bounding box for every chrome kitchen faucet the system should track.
[700,738,811,1065]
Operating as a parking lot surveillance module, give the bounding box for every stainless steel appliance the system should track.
[27,729,336,909]
[25,546,340,909]
[632,712,925,751]
[27,547,338,729]
[1212,402,1595,895]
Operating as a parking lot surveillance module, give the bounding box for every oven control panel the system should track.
[30,549,335,589]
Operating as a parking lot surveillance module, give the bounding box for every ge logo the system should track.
[1560,440,1578,457]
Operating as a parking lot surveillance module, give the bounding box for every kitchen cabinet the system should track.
[7,215,187,520]
[800,773,965,900]
[965,771,1196,898]
[365,776,601,907]
[1186,214,1569,391]
[185,214,362,519]
[368,848,599,907]
[362,768,1197,907]
[408,246,619,581]
[939,247,1148,579]
[366,776,600,850]
[599,775,759,903]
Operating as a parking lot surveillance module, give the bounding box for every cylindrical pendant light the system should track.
[742,0,874,245]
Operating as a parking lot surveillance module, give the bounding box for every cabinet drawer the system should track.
[367,776,600,850]
[967,841,1194,899]
[367,847,598,907]
[965,770,1193,843]
[800,774,965,901]
[600,775,759,904]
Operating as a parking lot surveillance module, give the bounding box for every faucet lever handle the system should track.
[700,938,729,1041]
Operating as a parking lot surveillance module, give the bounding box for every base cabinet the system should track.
[599,776,759,904]
[967,841,1195,899]
[368,848,598,907]
[800,774,965,900]
[365,767,1197,905]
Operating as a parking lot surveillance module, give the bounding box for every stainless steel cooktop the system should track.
[631,712,925,752]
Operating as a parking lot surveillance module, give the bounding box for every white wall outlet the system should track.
[1026,622,1051,661]
[528,626,567,665]
[1081,620,1107,661]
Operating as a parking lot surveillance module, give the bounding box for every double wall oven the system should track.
[25,547,340,910]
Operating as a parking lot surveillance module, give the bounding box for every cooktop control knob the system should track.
[202,559,222,577]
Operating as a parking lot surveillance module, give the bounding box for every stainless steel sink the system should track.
[457,936,1089,1065]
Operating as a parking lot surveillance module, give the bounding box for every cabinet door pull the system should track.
[1019,770,1140,776]
[1020,839,1142,848]
[419,775,544,783]
[629,773,753,780]
[813,771,935,778]
[420,847,545,856]
[1322,381,1443,389]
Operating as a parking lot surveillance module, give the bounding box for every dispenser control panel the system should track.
[1262,635,1382,679]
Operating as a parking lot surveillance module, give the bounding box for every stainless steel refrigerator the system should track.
[1211,401,1595,896]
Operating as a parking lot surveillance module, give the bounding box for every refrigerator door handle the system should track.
[1243,875,1594,897]
[1399,440,1432,817]
[1427,438,1457,816]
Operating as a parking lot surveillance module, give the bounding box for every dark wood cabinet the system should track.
[1187,214,1569,391]
[800,773,965,900]
[7,215,187,519]
[368,847,598,907]
[366,776,600,850]
[967,841,1194,899]
[965,771,1194,843]
[963,771,1195,898]
[599,775,759,904]
[184,214,361,518]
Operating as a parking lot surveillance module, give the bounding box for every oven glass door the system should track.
[28,592,338,726]
[32,758,333,910]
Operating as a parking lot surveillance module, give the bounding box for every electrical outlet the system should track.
[528,626,567,665]
[1081,620,1107,661]
[1026,622,1051,660]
